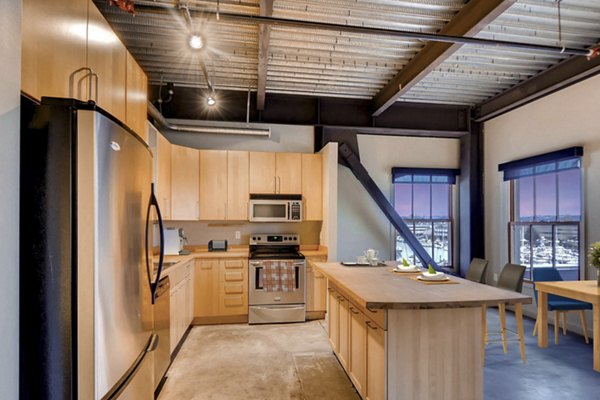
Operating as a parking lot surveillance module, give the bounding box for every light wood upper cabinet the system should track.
[87,2,126,122]
[155,129,172,219]
[276,153,302,194]
[227,151,249,220]
[301,153,323,221]
[194,259,220,318]
[126,52,148,140]
[249,152,276,194]
[199,150,227,220]
[171,144,199,220]
[22,0,89,101]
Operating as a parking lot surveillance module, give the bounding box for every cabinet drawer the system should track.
[223,259,244,269]
[223,283,244,295]
[224,271,244,282]
[223,296,244,308]
[365,307,387,330]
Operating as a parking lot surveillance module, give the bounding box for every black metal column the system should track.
[459,120,485,277]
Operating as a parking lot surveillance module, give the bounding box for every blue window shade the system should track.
[498,146,583,181]
[392,167,460,184]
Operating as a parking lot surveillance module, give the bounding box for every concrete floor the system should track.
[158,320,360,400]
[159,313,600,400]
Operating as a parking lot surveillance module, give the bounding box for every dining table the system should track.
[536,280,600,371]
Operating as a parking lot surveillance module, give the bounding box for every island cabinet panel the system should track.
[227,151,249,220]
[87,2,127,123]
[328,287,340,352]
[275,153,302,194]
[170,260,195,354]
[366,320,385,400]
[301,153,323,221]
[199,150,227,220]
[218,259,248,316]
[387,308,482,400]
[338,295,350,369]
[249,152,276,194]
[22,0,88,102]
[349,304,367,397]
[194,259,220,318]
[171,145,199,220]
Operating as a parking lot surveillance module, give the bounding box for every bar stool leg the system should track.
[562,312,567,335]
[498,303,508,354]
[533,318,538,336]
[515,303,526,363]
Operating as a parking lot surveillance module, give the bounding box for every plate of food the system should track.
[418,264,448,281]
[394,258,419,272]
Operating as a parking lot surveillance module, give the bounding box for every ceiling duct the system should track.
[147,101,271,137]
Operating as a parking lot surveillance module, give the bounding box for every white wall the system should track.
[0,0,20,398]
[163,119,314,152]
[484,73,600,329]
[337,135,460,262]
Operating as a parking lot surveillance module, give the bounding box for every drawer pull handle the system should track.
[349,307,359,315]
[366,321,378,330]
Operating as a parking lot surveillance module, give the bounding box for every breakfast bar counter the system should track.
[313,262,532,400]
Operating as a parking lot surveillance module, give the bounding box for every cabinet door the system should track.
[349,305,367,397]
[249,152,276,194]
[219,259,248,316]
[22,0,88,101]
[328,287,339,352]
[306,264,315,312]
[186,264,195,326]
[125,52,148,141]
[194,259,220,317]
[366,320,386,400]
[301,153,323,220]
[276,153,302,194]
[87,2,127,123]
[169,287,178,353]
[227,151,249,220]
[199,150,227,220]
[338,295,350,369]
[156,131,172,219]
[312,258,328,312]
[171,145,199,220]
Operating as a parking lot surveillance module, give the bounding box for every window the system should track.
[392,168,459,268]
[499,147,583,281]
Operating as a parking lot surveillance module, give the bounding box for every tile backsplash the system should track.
[163,221,323,246]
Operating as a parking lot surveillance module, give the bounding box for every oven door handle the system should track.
[250,261,261,266]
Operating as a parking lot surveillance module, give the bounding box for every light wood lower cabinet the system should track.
[194,258,248,320]
[169,260,194,354]
[306,256,327,313]
[328,284,386,400]
[194,259,220,318]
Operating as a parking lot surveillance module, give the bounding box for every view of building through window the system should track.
[393,181,452,267]
[511,168,581,281]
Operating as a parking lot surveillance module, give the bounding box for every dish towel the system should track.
[261,261,280,292]
[279,263,297,292]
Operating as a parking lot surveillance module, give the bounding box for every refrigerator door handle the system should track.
[145,183,165,304]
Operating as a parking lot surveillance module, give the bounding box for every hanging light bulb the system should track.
[207,96,216,106]
[188,34,204,50]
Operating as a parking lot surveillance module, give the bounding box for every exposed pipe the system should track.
[134,4,596,58]
[148,101,271,137]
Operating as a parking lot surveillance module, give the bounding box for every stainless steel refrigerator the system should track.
[20,97,165,399]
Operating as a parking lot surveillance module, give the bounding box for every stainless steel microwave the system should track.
[248,194,302,222]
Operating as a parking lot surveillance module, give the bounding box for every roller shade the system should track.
[392,167,460,185]
[498,146,583,181]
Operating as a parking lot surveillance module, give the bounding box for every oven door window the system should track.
[253,203,287,218]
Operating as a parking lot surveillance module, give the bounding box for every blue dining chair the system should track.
[532,267,591,345]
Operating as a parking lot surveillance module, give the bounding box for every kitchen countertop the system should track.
[313,261,531,310]
[300,245,328,258]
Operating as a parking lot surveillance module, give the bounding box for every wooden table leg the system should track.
[515,303,526,363]
[538,291,548,348]
[593,305,600,372]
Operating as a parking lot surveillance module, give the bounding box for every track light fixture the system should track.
[207,96,216,106]
[188,34,204,50]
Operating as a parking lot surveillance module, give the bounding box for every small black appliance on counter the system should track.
[208,240,228,252]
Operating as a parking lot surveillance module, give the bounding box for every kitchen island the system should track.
[314,262,531,400]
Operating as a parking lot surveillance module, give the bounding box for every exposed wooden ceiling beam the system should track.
[371,0,517,117]
[257,0,273,111]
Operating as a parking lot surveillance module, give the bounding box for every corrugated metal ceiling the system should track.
[94,0,600,106]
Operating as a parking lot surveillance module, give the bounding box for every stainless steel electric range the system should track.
[248,234,306,324]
